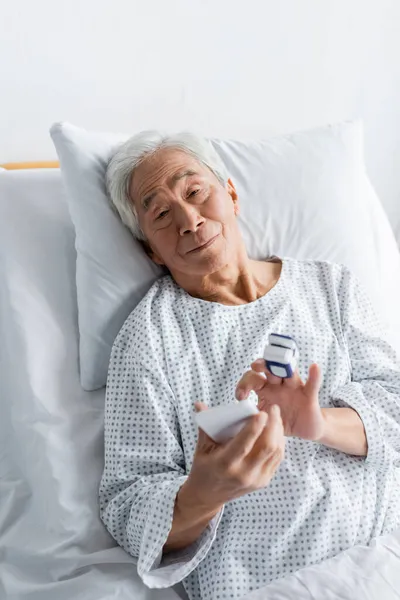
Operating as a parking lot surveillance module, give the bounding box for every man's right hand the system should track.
[186,403,285,510]
[163,404,285,553]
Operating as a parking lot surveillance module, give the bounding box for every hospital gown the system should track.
[99,258,400,600]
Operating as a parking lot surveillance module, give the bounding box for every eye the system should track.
[188,188,201,198]
[156,209,169,220]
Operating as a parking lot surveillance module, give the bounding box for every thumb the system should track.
[194,402,208,413]
[304,363,322,397]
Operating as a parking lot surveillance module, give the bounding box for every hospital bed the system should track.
[1,161,400,600]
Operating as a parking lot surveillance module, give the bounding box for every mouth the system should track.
[187,234,219,254]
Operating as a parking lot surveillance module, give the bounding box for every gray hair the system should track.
[105,131,229,241]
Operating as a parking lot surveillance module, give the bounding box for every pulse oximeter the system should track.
[263,333,298,378]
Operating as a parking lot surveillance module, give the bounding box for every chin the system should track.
[187,249,228,275]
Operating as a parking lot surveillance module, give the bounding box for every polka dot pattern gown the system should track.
[99,258,400,600]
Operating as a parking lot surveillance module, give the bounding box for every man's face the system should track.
[129,148,240,277]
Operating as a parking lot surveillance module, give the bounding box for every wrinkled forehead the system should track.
[129,148,215,207]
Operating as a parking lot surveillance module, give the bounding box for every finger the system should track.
[251,359,282,384]
[282,368,303,389]
[260,359,283,385]
[266,371,283,385]
[250,358,283,385]
[236,371,267,400]
[303,363,322,397]
[265,404,285,447]
[253,359,302,388]
[194,402,208,412]
[251,359,269,375]
[247,404,285,463]
[196,427,220,450]
[224,411,269,459]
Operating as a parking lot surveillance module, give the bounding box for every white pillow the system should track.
[50,120,400,391]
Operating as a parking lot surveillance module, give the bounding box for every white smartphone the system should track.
[195,396,259,444]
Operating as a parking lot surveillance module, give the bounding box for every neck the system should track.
[172,248,282,306]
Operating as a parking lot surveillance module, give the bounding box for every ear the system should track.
[226,178,239,215]
[140,239,165,266]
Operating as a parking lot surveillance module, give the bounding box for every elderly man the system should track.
[99,132,400,600]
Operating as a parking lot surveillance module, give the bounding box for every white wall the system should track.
[1,0,399,238]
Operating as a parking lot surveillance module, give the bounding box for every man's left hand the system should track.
[236,359,324,441]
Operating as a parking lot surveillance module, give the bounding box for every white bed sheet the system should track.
[242,526,400,599]
[0,169,399,600]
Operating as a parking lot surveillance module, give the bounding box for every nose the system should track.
[177,204,205,236]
